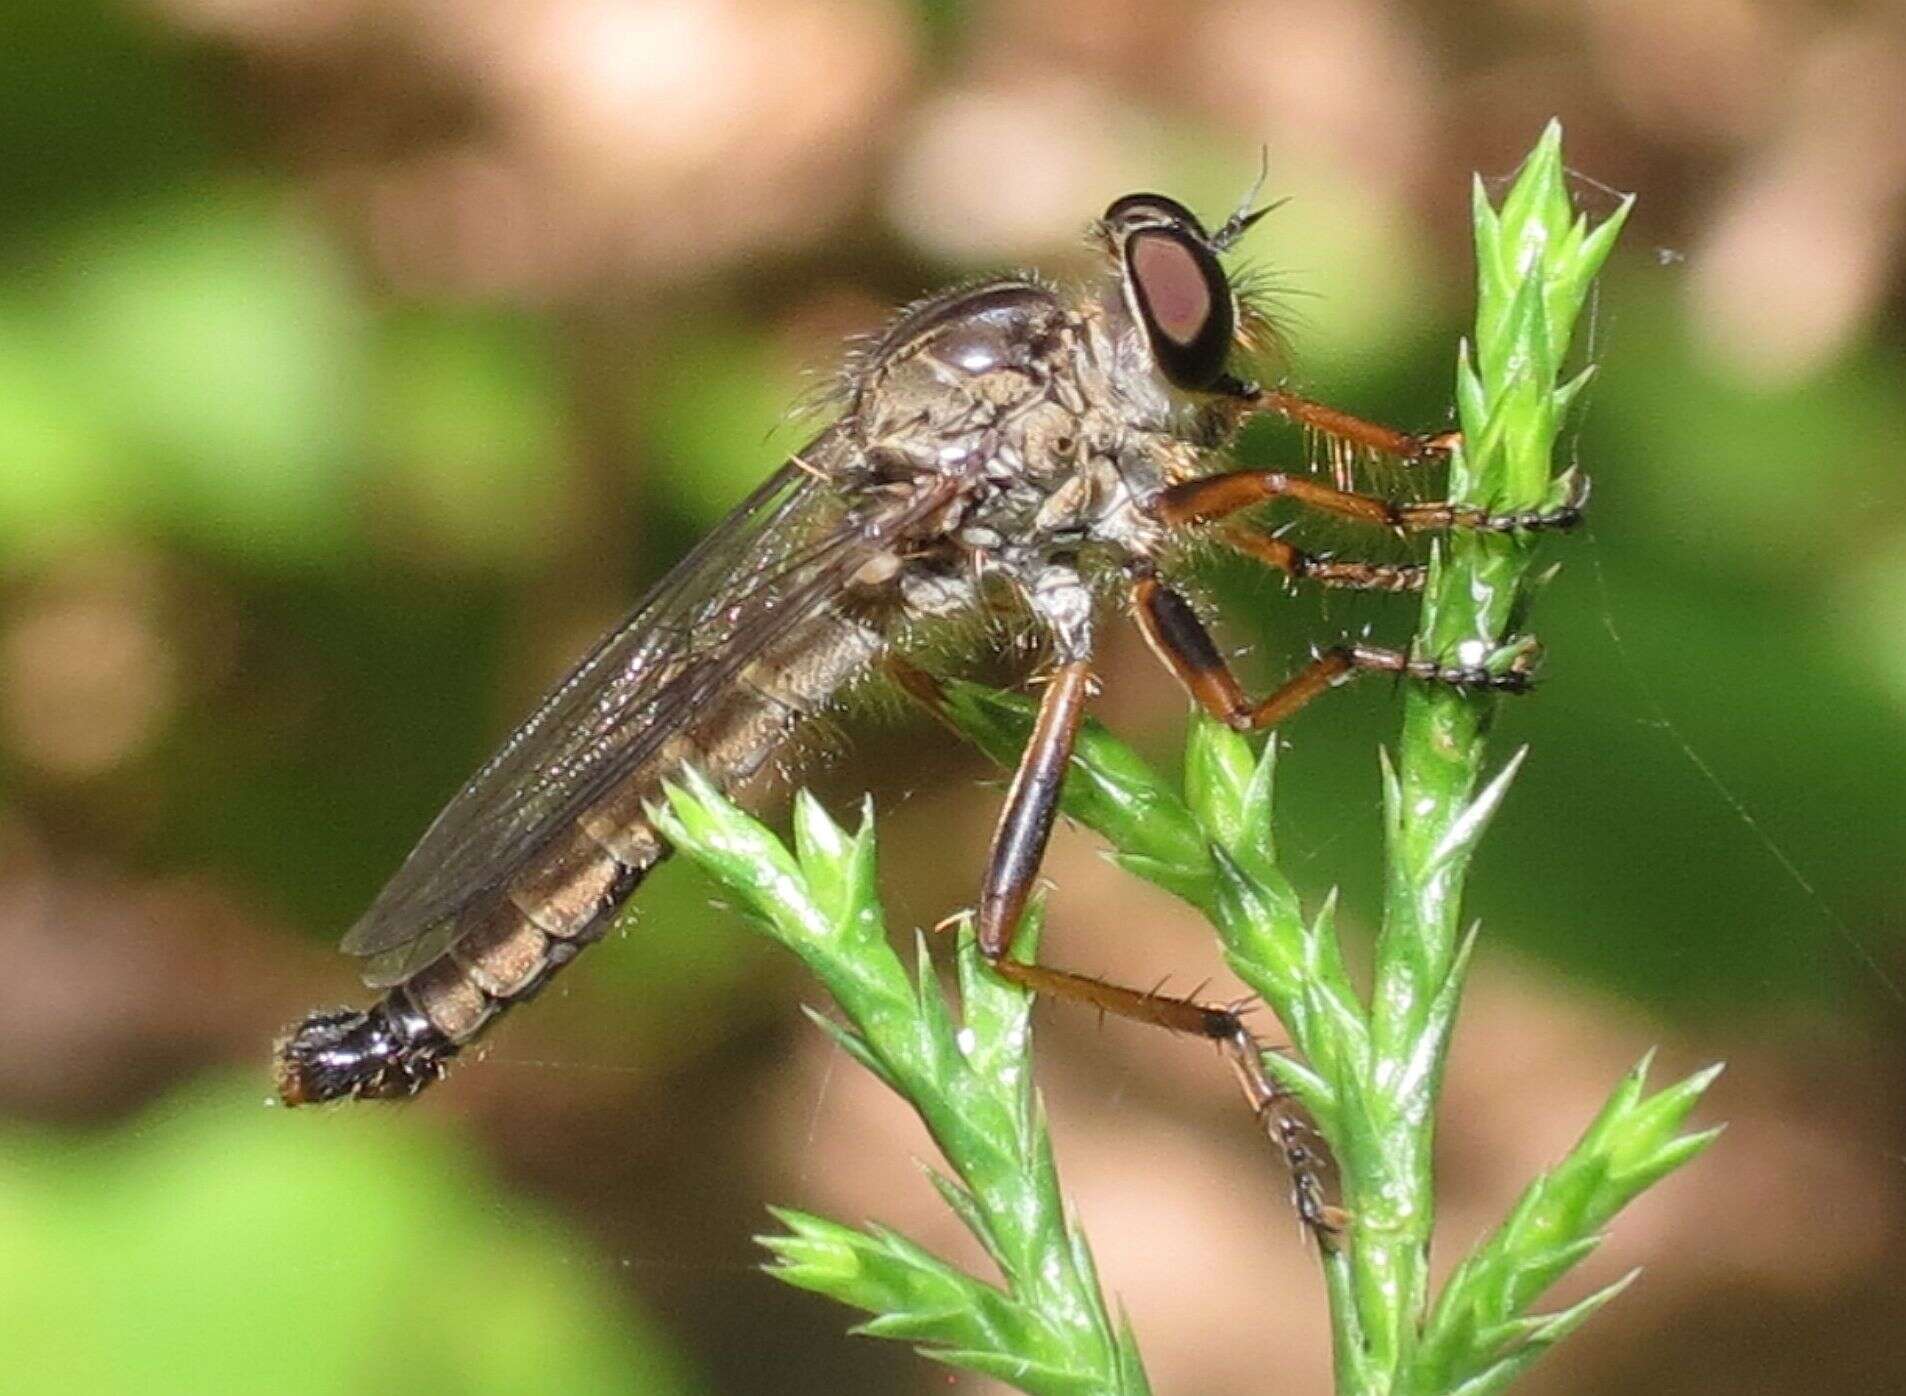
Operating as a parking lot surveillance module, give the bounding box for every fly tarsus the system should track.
[1220,1028,1346,1246]
[1396,469,1591,534]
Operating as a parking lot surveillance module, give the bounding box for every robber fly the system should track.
[276,188,1582,1231]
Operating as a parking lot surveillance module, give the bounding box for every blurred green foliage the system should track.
[0,189,366,561]
[0,1079,698,1395]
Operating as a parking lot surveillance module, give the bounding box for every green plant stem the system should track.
[1342,121,1628,1390]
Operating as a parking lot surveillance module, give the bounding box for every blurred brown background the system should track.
[3,1,1905,1392]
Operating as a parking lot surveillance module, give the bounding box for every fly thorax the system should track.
[1008,398,1087,485]
[954,474,1044,552]
[852,278,1070,485]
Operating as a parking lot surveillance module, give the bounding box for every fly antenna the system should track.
[1213,147,1281,251]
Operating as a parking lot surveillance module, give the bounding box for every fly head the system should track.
[1098,190,1271,396]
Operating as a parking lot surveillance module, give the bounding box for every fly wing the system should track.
[339,426,944,970]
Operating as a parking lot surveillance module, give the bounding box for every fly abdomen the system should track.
[275,603,888,1106]
[273,993,454,1105]
[275,846,654,1106]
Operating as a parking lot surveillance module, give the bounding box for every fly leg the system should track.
[973,659,1343,1240]
[882,653,1343,1235]
[1130,568,1534,733]
[1216,523,1427,594]
[1227,383,1460,465]
[1151,466,1588,536]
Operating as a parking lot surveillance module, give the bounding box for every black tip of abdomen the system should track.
[274,998,458,1106]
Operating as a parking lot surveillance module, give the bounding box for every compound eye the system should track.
[1125,227,1234,390]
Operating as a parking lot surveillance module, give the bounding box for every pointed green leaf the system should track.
[1183,707,1255,849]
[1439,1269,1639,1396]
[802,1005,899,1092]
[1426,749,1528,873]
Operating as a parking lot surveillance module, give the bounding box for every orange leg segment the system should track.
[890,654,1344,1239]
[1152,467,1588,536]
